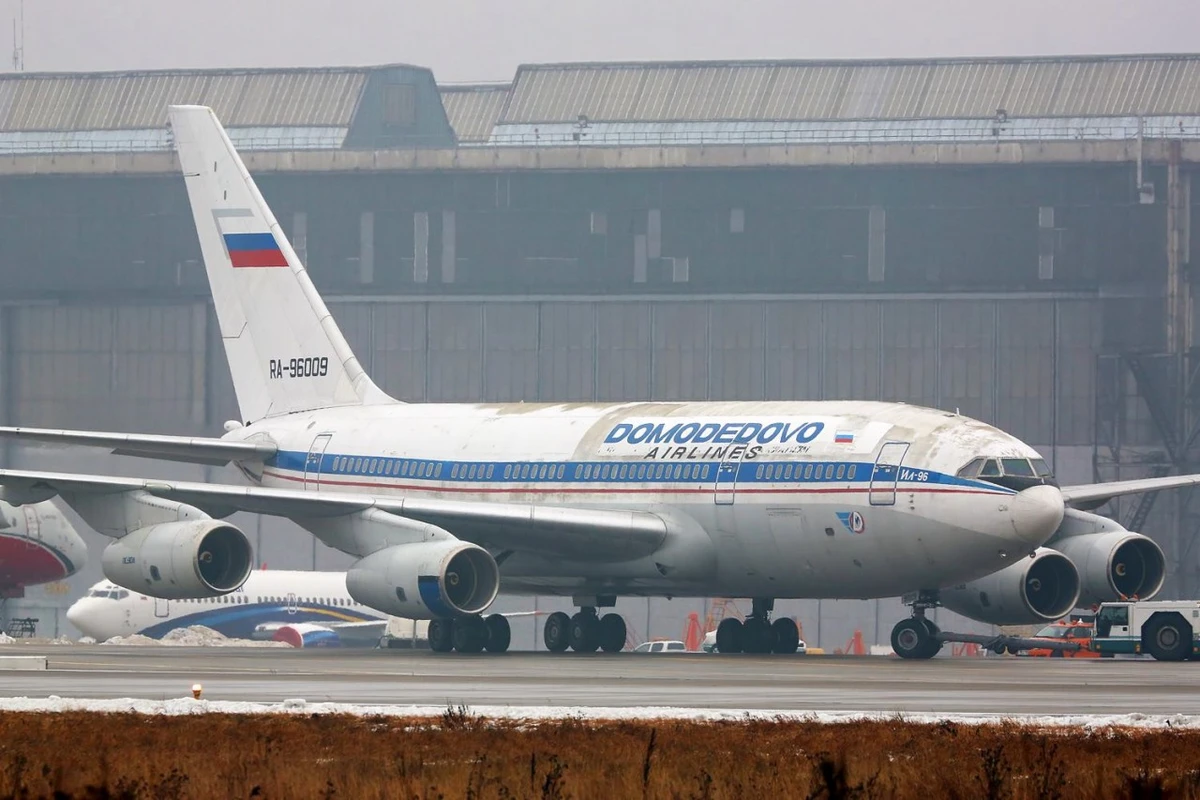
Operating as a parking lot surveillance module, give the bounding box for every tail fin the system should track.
[167,105,394,422]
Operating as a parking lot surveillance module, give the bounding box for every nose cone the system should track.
[1005,484,1065,546]
[65,599,87,633]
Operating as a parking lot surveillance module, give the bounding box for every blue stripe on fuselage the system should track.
[268,449,1014,495]
[139,604,378,640]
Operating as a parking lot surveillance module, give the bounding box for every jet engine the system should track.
[1052,531,1166,605]
[940,547,1081,626]
[272,623,342,649]
[346,540,499,619]
[101,520,252,599]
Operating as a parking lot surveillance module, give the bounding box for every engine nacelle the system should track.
[347,540,499,619]
[1053,530,1166,605]
[101,520,252,599]
[272,623,341,649]
[940,547,1081,626]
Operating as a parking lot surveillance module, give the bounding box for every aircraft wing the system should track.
[1060,473,1200,509]
[0,426,275,467]
[0,468,667,562]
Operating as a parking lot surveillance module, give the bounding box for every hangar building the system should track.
[0,54,1196,647]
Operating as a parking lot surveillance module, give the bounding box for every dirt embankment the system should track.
[3,710,1200,798]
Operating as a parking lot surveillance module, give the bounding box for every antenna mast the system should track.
[10,0,23,71]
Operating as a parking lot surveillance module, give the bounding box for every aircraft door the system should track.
[303,433,333,491]
[714,450,745,505]
[286,592,298,615]
[869,442,910,506]
[154,598,169,618]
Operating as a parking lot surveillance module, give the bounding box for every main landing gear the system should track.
[428,613,512,654]
[890,590,944,660]
[713,598,801,654]
[542,606,627,653]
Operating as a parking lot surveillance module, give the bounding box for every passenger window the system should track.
[486,465,495,479]
[368,459,377,474]
[354,458,363,472]
[618,465,628,479]
[435,463,443,478]
[468,464,478,479]
[804,464,813,479]
[784,464,793,480]
[755,465,764,479]
[583,464,593,479]
[674,464,683,479]
[825,465,834,479]
[504,465,513,479]
[836,465,845,480]
[637,464,647,480]
[451,464,460,479]
[848,465,857,480]
[541,464,550,479]
[557,465,565,479]
[400,461,408,476]
[602,465,612,480]
[520,464,530,479]
[655,464,665,479]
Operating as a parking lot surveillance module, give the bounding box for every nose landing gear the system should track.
[713,598,801,654]
[890,590,944,660]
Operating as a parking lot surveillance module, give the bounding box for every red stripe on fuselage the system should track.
[260,468,1010,497]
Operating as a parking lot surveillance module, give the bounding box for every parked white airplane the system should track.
[0,499,87,597]
[0,104,1190,659]
[67,570,389,647]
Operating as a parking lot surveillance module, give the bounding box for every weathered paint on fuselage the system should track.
[232,400,1060,601]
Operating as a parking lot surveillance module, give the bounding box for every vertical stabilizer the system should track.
[167,104,394,422]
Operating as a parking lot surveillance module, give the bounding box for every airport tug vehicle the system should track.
[1091,600,1200,661]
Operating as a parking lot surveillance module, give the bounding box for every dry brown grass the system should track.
[1,708,1199,799]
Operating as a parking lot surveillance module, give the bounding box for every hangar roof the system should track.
[499,54,1200,123]
[439,83,512,142]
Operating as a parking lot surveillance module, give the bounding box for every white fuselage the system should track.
[66,570,383,641]
[227,399,1064,601]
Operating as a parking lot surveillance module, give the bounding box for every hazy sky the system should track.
[3,0,1195,82]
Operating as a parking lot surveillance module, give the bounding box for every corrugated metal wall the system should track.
[3,295,1111,648]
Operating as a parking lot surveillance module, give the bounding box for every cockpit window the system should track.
[956,458,985,478]
[1002,458,1035,478]
[957,457,1058,490]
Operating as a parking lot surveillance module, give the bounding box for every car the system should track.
[632,639,688,653]
[1025,620,1104,658]
[701,629,808,654]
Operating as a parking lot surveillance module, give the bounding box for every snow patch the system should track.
[100,626,289,648]
[0,695,1194,729]
[0,634,16,645]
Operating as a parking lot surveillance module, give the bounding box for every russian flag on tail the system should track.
[223,232,289,268]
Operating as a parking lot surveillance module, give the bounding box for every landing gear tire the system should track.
[452,615,487,654]
[569,612,601,653]
[428,618,455,653]
[484,614,511,653]
[544,611,571,653]
[715,618,743,654]
[919,617,943,658]
[1145,615,1192,661]
[599,613,626,653]
[891,618,939,660]
[742,617,774,654]
[771,617,801,654]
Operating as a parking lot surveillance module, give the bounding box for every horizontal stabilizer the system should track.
[0,427,275,467]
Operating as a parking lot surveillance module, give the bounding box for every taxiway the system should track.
[0,646,1197,716]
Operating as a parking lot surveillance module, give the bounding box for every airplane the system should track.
[66,570,389,647]
[0,499,87,598]
[0,103,1191,660]
[66,568,538,648]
